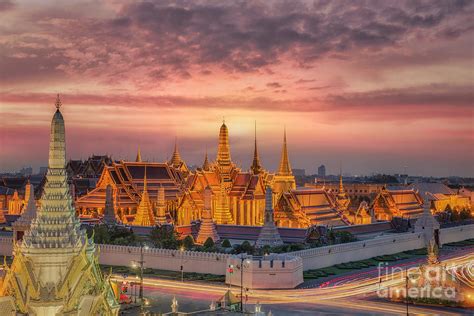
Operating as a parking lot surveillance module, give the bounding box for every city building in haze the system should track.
[318,165,326,178]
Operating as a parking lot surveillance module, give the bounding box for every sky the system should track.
[0,0,473,177]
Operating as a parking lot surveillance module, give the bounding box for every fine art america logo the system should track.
[375,262,464,300]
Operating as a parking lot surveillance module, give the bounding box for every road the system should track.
[116,252,473,315]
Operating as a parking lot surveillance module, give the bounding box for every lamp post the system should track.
[405,268,409,316]
[132,243,148,301]
[240,254,251,313]
[180,246,185,283]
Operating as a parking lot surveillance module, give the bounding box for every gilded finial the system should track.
[55,94,62,110]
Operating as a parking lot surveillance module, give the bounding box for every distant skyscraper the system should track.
[318,165,326,178]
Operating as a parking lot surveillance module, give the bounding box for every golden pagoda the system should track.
[0,95,119,315]
[272,128,296,197]
[132,167,156,226]
[216,120,233,182]
[168,138,189,174]
[334,173,350,211]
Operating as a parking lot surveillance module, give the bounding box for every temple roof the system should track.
[278,189,345,226]
[76,161,184,209]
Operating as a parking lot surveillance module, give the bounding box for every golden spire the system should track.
[202,149,210,171]
[339,167,345,194]
[133,166,156,226]
[217,120,231,165]
[277,127,292,176]
[251,121,262,174]
[136,146,142,162]
[169,137,182,166]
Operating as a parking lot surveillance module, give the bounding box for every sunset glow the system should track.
[1,0,473,176]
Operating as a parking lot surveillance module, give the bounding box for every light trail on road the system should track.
[113,252,473,315]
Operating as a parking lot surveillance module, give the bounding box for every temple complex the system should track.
[0,96,119,315]
[74,119,435,228]
[177,121,269,226]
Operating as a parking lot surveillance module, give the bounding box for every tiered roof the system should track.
[277,189,345,226]
[76,161,185,212]
[373,188,424,218]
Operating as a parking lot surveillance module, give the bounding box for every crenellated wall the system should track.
[0,224,471,275]
[98,244,230,275]
[287,224,474,271]
[225,254,303,289]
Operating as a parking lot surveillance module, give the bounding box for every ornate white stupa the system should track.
[103,184,118,225]
[256,187,284,247]
[196,187,220,244]
[0,95,119,315]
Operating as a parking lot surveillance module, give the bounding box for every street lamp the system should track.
[405,268,409,316]
[131,243,149,301]
[239,255,251,313]
[180,246,185,283]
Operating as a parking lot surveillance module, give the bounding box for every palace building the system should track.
[371,187,424,220]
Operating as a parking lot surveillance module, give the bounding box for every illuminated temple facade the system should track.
[76,120,426,228]
[0,97,119,315]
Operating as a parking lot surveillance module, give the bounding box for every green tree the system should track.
[335,231,356,243]
[460,208,471,220]
[450,209,460,222]
[203,237,215,249]
[221,239,232,248]
[150,225,181,249]
[183,235,195,249]
[240,241,254,254]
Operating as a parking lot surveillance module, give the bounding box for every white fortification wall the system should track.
[99,244,230,275]
[226,254,304,289]
[0,224,471,273]
[287,224,474,271]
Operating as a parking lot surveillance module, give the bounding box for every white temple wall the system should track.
[225,255,303,289]
[288,224,474,271]
[98,244,229,275]
[0,224,471,274]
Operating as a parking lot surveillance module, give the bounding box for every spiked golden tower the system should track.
[0,95,119,315]
[132,167,156,226]
[250,122,262,175]
[272,128,296,197]
[216,120,233,182]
